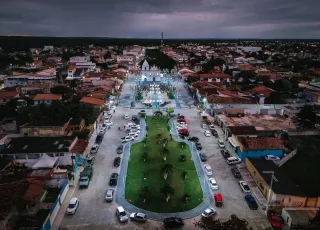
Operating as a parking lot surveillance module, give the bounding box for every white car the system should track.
[208,178,219,190]
[204,130,211,137]
[203,164,213,176]
[131,124,140,129]
[116,206,128,222]
[239,181,251,193]
[90,145,99,154]
[201,207,216,218]
[130,129,140,134]
[201,123,207,129]
[124,114,130,120]
[66,197,79,215]
[265,155,280,161]
[107,111,112,115]
[129,132,139,138]
[121,136,134,143]
[218,140,225,148]
[226,156,241,165]
[104,122,113,126]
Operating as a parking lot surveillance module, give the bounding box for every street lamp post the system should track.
[262,171,279,215]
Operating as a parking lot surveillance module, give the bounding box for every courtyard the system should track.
[125,116,203,213]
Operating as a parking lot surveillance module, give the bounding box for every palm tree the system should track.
[142,152,148,162]
[160,185,175,202]
[160,147,170,161]
[161,164,173,180]
[139,186,151,203]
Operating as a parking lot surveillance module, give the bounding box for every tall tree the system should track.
[139,186,151,203]
[293,105,317,128]
[160,185,175,202]
[161,164,173,180]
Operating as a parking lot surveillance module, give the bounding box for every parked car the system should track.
[99,130,106,136]
[116,206,129,222]
[95,134,103,144]
[177,118,186,123]
[208,178,219,190]
[208,125,215,131]
[211,130,218,136]
[239,181,251,193]
[188,136,199,142]
[218,140,225,148]
[121,136,134,143]
[105,188,114,202]
[203,164,213,176]
[227,157,241,165]
[221,149,231,158]
[267,211,284,228]
[105,121,113,126]
[214,193,223,207]
[128,132,139,138]
[177,115,185,119]
[109,173,119,186]
[201,123,207,129]
[90,145,99,154]
[124,114,130,119]
[107,111,112,116]
[130,212,147,222]
[201,207,217,218]
[231,168,241,179]
[265,155,280,161]
[245,195,258,210]
[66,197,79,215]
[195,142,202,150]
[114,157,121,167]
[204,130,211,137]
[117,145,124,154]
[199,153,207,162]
[163,217,184,228]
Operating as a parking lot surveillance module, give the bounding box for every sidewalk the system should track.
[51,167,82,230]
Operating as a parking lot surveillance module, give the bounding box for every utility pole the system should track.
[262,171,279,215]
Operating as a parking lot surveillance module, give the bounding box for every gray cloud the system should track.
[0,0,319,38]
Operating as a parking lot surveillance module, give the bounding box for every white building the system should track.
[141,60,162,82]
[75,62,96,71]
[116,55,135,63]
[69,56,91,63]
[5,74,57,87]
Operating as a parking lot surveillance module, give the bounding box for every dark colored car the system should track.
[245,195,258,210]
[195,142,202,150]
[199,153,207,162]
[116,145,124,154]
[95,134,103,144]
[188,136,199,142]
[267,211,284,228]
[114,157,121,167]
[211,130,218,136]
[163,217,184,228]
[109,173,119,186]
[231,168,241,179]
[221,149,231,158]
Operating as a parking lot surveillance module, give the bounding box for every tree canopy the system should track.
[202,58,226,73]
[194,214,255,230]
[293,105,317,129]
[140,49,176,70]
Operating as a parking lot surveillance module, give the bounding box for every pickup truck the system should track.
[79,167,93,189]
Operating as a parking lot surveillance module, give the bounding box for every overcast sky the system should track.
[0,0,319,38]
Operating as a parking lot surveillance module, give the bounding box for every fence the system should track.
[40,180,69,230]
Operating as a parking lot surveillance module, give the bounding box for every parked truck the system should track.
[79,167,94,189]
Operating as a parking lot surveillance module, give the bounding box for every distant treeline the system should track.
[0,36,319,49]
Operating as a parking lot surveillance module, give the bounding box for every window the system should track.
[28,154,40,159]
[15,154,26,159]
[59,153,65,156]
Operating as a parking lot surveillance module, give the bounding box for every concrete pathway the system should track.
[115,117,212,221]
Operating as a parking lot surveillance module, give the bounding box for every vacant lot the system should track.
[125,116,203,213]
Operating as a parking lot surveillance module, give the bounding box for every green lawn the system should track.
[125,116,203,213]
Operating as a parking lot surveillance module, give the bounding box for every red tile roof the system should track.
[68,66,76,71]
[199,73,230,79]
[24,179,44,201]
[80,96,105,106]
[238,137,284,151]
[207,95,255,104]
[0,91,19,99]
[71,139,89,154]
[253,86,274,98]
[32,94,62,101]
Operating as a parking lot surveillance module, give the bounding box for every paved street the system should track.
[55,77,271,230]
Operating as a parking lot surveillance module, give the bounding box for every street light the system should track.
[262,171,279,215]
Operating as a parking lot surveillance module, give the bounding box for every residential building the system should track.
[283,106,299,119]
[0,136,79,166]
[32,94,62,105]
[5,74,57,87]
[20,118,72,136]
[199,73,231,83]
[236,136,284,162]
[80,96,105,110]
[19,83,52,95]
[305,91,320,103]
[67,66,76,79]
[116,55,135,63]
[0,90,19,104]
[69,56,90,63]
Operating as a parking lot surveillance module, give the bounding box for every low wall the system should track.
[40,180,69,230]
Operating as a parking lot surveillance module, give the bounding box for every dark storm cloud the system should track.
[0,0,319,38]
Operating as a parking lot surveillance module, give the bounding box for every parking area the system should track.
[179,108,271,230]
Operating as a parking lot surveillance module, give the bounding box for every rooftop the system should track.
[248,158,306,197]
[0,90,19,99]
[218,114,296,131]
[22,118,70,127]
[281,136,320,197]
[24,179,45,202]
[227,126,258,136]
[1,136,76,154]
[80,96,105,106]
[238,137,284,151]
[32,94,62,101]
